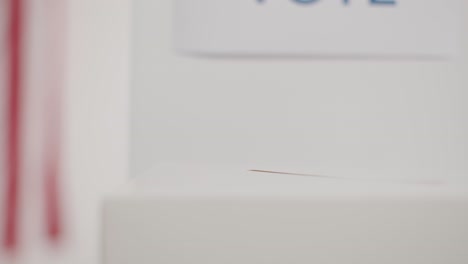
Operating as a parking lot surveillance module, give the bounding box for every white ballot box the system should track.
[117,0,468,263]
[103,163,468,264]
[132,0,468,182]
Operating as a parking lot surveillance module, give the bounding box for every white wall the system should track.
[133,0,468,182]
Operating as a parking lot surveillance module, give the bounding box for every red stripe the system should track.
[4,0,24,250]
[44,0,64,242]
[44,73,63,243]
[45,154,62,241]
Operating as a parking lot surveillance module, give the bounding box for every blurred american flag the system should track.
[1,0,64,255]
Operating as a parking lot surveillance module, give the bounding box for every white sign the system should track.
[174,0,461,57]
